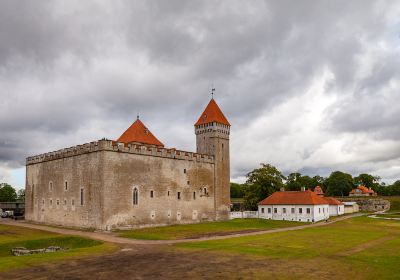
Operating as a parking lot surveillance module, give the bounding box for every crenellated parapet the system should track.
[26,140,214,165]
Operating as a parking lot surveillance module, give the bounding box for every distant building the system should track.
[323,197,345,216]
[258,190,330,222]
[349,185,377,197]
[343,202,360,214]
[313,186,324,196]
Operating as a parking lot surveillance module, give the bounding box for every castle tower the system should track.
[195,98,230,220]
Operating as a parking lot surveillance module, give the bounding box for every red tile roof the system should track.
[117,119,164,147]
[258,190,329,205]
[323,197,344,205]
[349,185,376,194]
[195,99,230,126]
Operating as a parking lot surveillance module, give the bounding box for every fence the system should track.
[230,211,259,219]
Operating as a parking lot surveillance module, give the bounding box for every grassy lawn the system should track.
[375,213,400,219]
[177,216,400,279]
[118,218,303,240]
[385,196,400,212]
[0,224,117,272]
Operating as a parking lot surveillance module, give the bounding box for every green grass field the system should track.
[386,196,400,211]
[118,218,303,240]
[375,213,400,219]
[0,224,117,272]
[177,216,400,279]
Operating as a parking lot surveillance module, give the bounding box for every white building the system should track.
[343,202,360,214]
[258,190,330,222]
[324,197,345,216]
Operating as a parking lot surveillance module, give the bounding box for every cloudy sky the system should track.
[1,0,400,188]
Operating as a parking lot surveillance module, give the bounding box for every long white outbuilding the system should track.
[258,189,344,222]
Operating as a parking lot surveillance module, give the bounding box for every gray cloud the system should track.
[1,0,400,184]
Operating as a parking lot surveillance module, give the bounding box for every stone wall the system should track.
[25,139,219,230]
[339,198,391,212]
[101,150,215,229]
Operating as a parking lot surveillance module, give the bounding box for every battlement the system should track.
[26,140,215,165]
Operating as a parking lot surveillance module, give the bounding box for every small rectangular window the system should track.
[150,190,154,198]
[65,181,68,191]
[261,208,265,213]
[187,181,190,185]
[167,190,170,196]
[177,192,181,200]
[268,208,271,214]
[291,208,295,214]
[299,208,303,214]
[80,188,84,206]
[193,192,196,200]
[274,208,277,213]
[283,208,286,214]
[72,199,75,206]
[307,208,310,214]
[183,169,186,174]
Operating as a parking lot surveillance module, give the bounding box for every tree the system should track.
[0,183,17,202]
[230,183,245,198]
[285,173,323,191]
[354,173,381,191]
[324,171,354,196]
[17,189,25,201]
[243,164,285,210]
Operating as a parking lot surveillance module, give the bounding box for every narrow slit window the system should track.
[80,188,84,206]
[133,188,138,205]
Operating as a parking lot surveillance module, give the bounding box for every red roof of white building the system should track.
[258,190,329,205]
[195,99,230,126]
[323,197,344,205]
[117,119,164,147]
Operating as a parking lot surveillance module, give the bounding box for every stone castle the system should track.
[25,98,231,230]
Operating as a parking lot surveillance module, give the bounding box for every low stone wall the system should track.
[12,246,66,256]
[338,198,390,212]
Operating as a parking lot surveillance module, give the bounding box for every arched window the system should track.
[133,188,138,205]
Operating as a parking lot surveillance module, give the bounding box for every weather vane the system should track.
[211,86,215,99]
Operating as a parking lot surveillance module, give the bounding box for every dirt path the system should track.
[0,213,363,245]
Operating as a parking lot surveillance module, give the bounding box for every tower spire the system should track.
[211,85,215,99]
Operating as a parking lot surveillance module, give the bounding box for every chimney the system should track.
[301,187,305,192]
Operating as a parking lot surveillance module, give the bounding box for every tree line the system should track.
[0,183,25,202]
[231,163,400,210]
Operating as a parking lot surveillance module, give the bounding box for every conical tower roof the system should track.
[117,118,164,147]
[195,99,230,126]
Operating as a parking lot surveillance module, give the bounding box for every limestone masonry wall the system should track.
[25,139,217,230]
[338,198,391,212]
